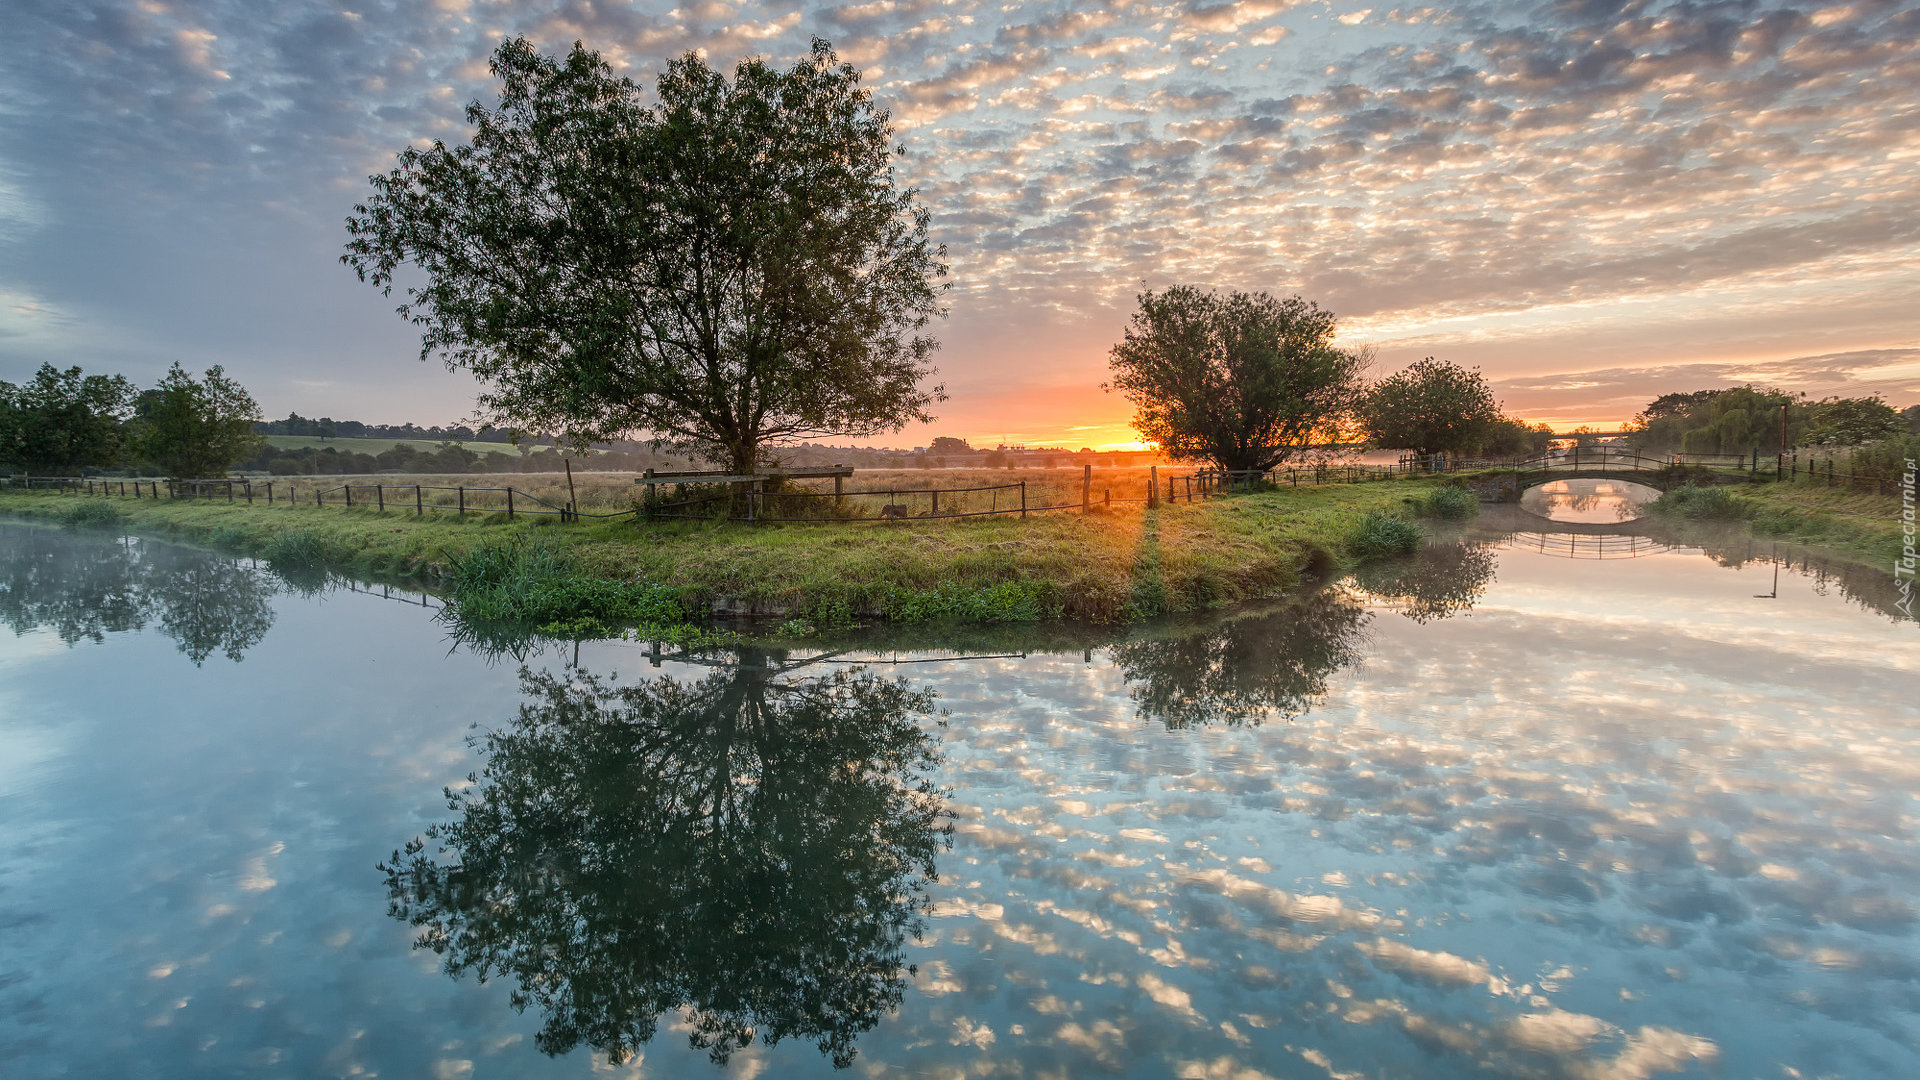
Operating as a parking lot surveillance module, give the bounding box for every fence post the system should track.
[416,485,423,515]
[507,488,514,520]
[564,457,578,522]
[226,482,233,504]
[266,481,273,505]
[458,486,465,516]
[1149,466,1158,508]
[931,488,940,516]
[377,484,385,512]
[345,484,353,508]
[245,481,252,505]
[1082,463,1091,512]
[315,485,321,508]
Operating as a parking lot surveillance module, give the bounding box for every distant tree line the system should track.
[242,441,664,476]
[258,412,533,445]
[0,362,263,478]
[1622,386,1916,455]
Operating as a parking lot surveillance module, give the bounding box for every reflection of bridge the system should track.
[1503,531,1675,559]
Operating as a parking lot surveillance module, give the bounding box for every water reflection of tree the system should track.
[0,526,277,663]
[381,651,950,1068]
[1349,540,1498,623]
[1111,588,1371,728]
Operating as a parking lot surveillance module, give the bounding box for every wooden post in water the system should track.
[1082,463,1091,512]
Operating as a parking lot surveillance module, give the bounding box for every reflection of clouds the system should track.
[900,543,1920,1077]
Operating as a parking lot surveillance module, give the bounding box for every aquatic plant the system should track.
[1413,485,1479,520]
[446,534,690,637]
[1650,482,1745,520]
[60,499,124,529]
[1347,512,1422,558]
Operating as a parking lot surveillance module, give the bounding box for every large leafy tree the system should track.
[1358,357,1503,458]
[344,38,947,475]
[1105,287,1368,472]
[127,364,264,478]
[0,363,134,474]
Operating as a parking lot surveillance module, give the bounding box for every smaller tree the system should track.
[1105,287,1369,472]
[0,363,134,474]
[129,365,265,478]
[1359,357,1503,458]
[1803,395,1907,446]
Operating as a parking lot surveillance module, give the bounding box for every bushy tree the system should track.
[0,363,134,474]
[1358,357,1502,457]
[344,38,947,476]
[128,364,264,478]
[1901,403,1920,433]
[1804,394,1907,446]
[928,436,970,455]
[1479,417,1555,458]
[1105,287,1368,472]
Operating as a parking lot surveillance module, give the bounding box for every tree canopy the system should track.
[1358,357,1505,458]
[344,37,947,475]
[1104,287,1368,472]
[128,364,264,478]
[0,363,134,474]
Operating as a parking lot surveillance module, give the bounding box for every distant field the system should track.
[263,435,519,456]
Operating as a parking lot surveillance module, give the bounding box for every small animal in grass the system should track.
[879,503,911,521]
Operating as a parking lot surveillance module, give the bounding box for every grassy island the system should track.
[0,481,1439,629]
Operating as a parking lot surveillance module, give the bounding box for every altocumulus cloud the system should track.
[0,0,1915,436]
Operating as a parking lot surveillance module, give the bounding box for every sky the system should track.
[1,0,1916,450]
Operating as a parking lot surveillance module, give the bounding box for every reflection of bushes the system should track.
[1111,588,1370,728]
[1348,512,1422,557]
[0,524,276,664]
[1413,485,1479,521]
[1350,541,1498,623]
[382,656,947,1068]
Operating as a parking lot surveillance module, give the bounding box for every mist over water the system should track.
[1,521,1915,1078]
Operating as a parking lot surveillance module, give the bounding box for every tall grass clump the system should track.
[1414,485,1479,520]
[1347,512,1422,558]
[1650,482,1745,520]
[1846,434,1920,483]
[60,500,124,529]
[883,580,1057,623]
[447,535,694,638]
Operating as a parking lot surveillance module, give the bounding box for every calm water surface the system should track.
[2,520,1917,1079]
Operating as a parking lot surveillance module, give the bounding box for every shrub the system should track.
[1347,512,1422,558]
[60,500,124,529]
[1650,482,1745,520]
[883,580,1056,623]
[263,528,345,568]
[447,535,690,636]
[1413,485,1479,520]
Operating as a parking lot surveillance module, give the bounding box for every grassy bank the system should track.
[1648,480,1907,564]
[1,480,1435,628]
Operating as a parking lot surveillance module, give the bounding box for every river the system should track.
[1,514,1915,1078]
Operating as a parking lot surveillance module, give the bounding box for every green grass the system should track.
[1412,485,1479,520]
[1,481,1439,626]
[1346,512,1424,558]
[1649,482,1746,520]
